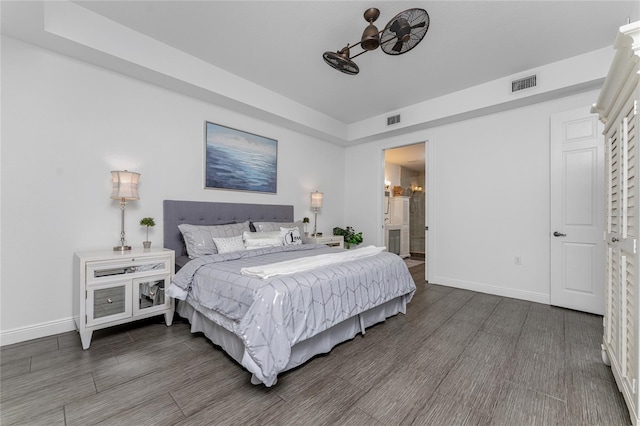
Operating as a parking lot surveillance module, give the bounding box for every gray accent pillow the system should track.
[179,221,250,258]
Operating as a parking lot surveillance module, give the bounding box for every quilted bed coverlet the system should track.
[167,245,416,386]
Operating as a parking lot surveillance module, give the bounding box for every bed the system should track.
[163,199,416,386]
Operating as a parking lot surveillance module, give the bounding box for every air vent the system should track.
[387,114,401,126]
[511,75,537,93]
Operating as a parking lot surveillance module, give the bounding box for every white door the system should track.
[550,106,605,314]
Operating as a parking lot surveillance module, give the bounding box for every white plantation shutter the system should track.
[593,21,640,423]
[607,127,621,351]
[625,115,637,240]
[609,128,620,235]
[607,247,619,346]
[623,103,638,392]
[606,96,639,399]
[625,253,636,388]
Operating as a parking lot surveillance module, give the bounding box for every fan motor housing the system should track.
[361,24,381,50]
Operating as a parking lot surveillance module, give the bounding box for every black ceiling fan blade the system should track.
[389,19,401,33]
[412,21,426,29]
[392,40,403,52]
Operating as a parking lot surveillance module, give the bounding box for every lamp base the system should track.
[113,245,132,252]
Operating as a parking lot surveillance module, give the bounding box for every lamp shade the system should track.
[111,170,140,200]
[310,191,324,209]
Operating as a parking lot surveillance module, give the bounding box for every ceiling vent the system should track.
[387,114,401,126]
[511,74,537,93]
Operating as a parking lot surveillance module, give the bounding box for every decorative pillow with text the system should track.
[281,227,302,246]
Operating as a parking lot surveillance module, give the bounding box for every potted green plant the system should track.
[302,217,310,235]
[140,217,156,249]
[333,226,363,249]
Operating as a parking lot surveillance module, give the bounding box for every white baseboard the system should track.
[0,317,76,347]
[430,276,551,305]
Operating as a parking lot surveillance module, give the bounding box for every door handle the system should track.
[612,237,619,243]
[553,231,566,237]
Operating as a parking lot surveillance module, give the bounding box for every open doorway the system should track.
[384,142,426,263]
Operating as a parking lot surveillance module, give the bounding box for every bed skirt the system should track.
[176,295,409,385]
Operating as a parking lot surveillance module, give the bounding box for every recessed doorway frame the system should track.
[379,138,432,283]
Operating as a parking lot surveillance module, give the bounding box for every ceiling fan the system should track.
[323,7,430,75]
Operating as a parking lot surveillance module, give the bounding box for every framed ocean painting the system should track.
[204,122,277,193]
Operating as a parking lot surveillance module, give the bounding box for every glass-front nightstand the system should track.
[73,248,175,349]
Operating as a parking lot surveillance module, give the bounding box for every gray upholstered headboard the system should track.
[163,199,294,260]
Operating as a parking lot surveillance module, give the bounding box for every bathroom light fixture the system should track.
[111,170,140,251]
[310,191,324,236]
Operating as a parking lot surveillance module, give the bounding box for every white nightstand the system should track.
[73,247,175,349]
[305,235,344,249]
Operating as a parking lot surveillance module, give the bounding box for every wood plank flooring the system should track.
[1,264,631,425]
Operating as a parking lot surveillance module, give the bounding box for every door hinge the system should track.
[85,290,88,299]
[425,226,429,231]
[85,315,87,323]
[634,239,638,254]
[632,378,637,394]
[634,100,638,116]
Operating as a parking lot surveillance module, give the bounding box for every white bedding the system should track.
[240,245,386,278]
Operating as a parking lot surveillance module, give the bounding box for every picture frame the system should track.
[204,121,278,193]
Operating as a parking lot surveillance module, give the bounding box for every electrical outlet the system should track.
[514,256,522,265]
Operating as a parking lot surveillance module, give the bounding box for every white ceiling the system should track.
[3,1,639,125]
[69,0,637,125]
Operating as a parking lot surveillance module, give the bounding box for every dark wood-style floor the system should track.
[1,264,631,425]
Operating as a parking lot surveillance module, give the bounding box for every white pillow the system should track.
[280,227,302,246]
[243,231,283,249]
[212,235,245,254]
